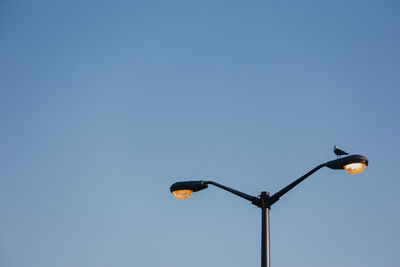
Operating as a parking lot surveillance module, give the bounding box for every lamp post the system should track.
[170,152,369,267]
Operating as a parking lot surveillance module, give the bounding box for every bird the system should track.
[334,145,349,158]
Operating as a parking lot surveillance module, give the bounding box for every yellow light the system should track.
[172,190,193,200]
[344,163,366,175]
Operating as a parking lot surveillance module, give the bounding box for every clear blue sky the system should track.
[1,0,399,266]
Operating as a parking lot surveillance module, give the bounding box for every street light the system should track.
[170,149,369,267]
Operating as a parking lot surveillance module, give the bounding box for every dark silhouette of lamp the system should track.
[170,147,369,267]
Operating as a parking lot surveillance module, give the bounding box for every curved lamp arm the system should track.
[205,181,258,203]
[268,163,326,206]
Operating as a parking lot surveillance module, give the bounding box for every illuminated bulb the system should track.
[344,163,366,175]
[172,190,193,200]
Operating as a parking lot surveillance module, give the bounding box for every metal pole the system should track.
[261,192,270,267]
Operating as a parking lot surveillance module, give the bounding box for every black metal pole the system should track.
[261,192,270,267]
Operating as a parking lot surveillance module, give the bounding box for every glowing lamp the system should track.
[344,163,366,175]
[326,154,369,174]
[172,190,193,200]
[170,180,208,200]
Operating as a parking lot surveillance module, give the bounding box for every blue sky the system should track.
[1,1,399,266]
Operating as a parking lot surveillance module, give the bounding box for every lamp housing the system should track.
[326,154,369,171]
[170,180,208,193]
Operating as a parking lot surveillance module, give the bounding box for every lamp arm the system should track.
[205,181,258,203]
[268,163,327,206]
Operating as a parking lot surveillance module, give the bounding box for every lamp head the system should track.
[326,154,369,175]
[170,180,208,200]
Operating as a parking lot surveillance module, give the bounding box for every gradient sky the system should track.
[1,1,399,266]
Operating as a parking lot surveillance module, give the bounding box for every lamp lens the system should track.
[172,190,193,200]
[344,163,366,175]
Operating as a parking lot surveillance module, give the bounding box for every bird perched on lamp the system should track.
[334,145,349,158]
